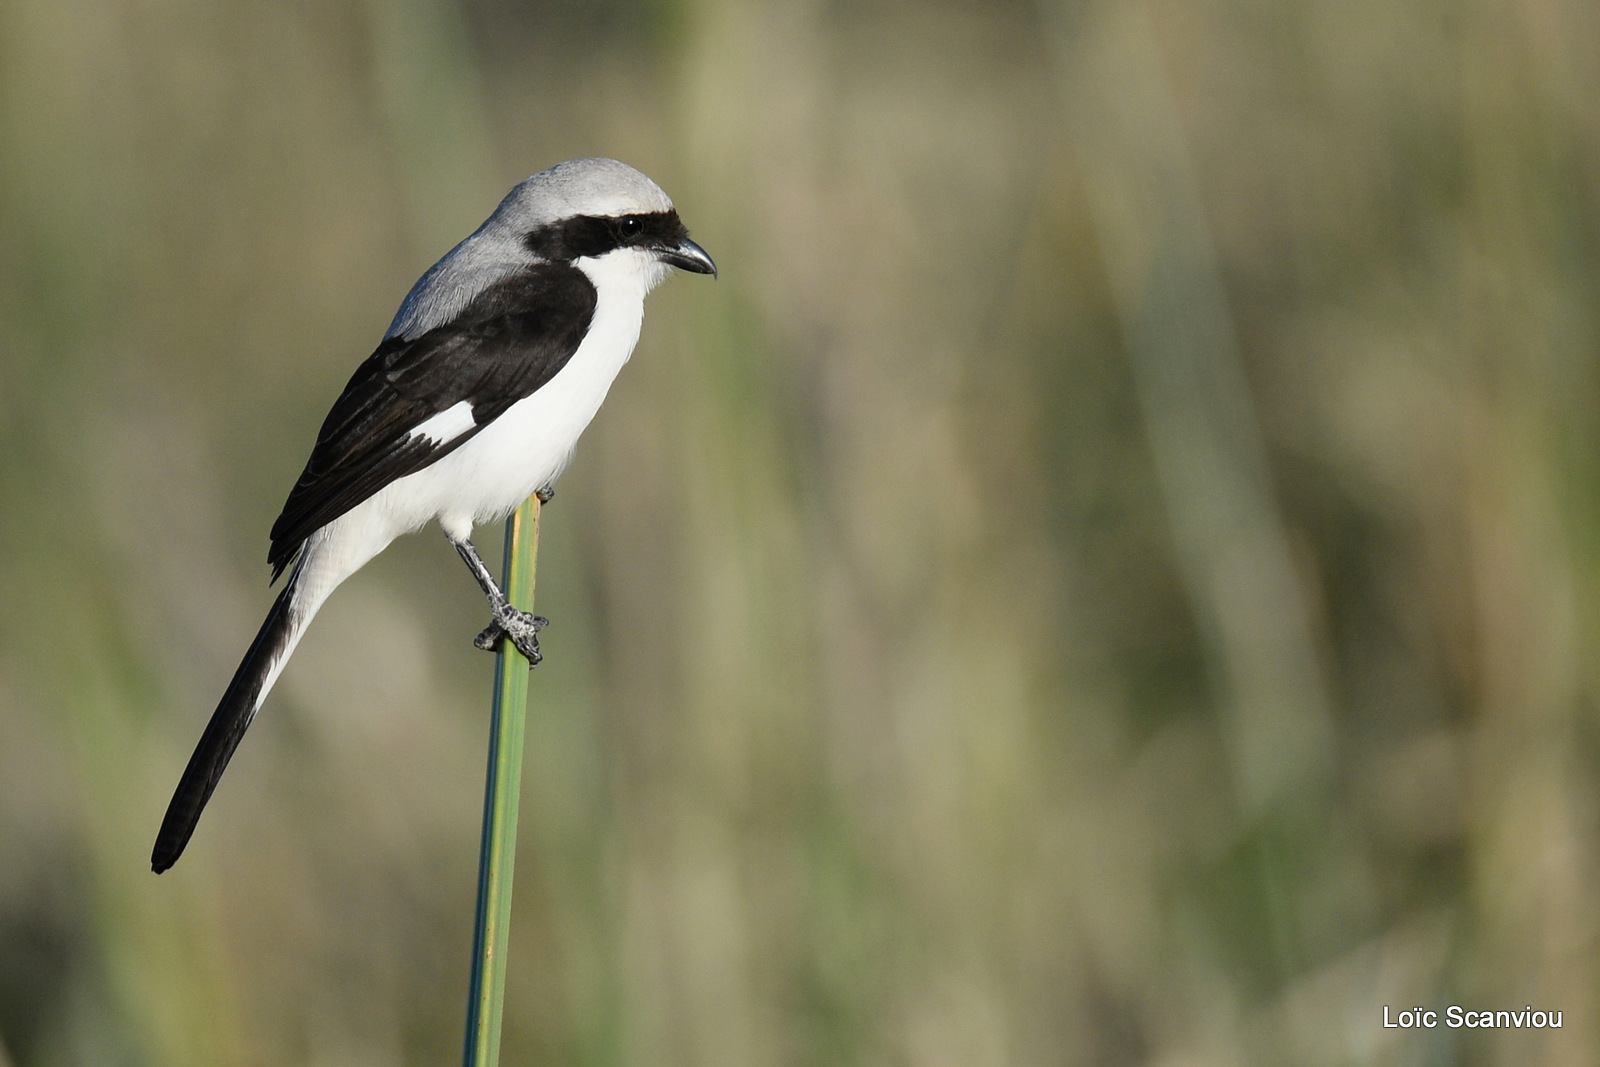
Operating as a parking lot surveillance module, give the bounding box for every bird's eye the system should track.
[619,217,642,235]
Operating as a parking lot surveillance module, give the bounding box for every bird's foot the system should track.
[535,483,555,504]
[474,608,549,665]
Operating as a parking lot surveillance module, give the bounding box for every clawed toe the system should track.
[472,622,503,652]
[473,609,548,665]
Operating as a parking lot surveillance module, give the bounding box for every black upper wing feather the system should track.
[267,263,597,578]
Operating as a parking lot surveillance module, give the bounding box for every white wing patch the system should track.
[408,401,477,445]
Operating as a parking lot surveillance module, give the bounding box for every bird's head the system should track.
[386,158,714,341]
[495,158,716,283]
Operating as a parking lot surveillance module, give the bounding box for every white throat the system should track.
[578,246,673,298]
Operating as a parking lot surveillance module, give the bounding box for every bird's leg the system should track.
[451,537,548,665]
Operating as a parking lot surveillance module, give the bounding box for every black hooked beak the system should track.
[658,237,717,277]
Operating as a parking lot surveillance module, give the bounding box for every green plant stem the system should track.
[462,495,541,1067]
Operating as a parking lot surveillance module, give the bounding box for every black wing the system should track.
[267,263,597,578]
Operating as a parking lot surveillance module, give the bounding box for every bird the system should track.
[151,158,715,874]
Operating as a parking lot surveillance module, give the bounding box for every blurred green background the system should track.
[2,0,1599,1063]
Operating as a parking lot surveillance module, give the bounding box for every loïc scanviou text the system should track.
[1383,1006,1562,1029]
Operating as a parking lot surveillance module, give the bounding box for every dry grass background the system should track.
[2,0,1600,1063]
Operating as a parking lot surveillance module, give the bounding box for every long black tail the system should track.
[152,580,301,873]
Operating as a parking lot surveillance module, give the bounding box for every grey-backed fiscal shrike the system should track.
[151,158,715,873]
